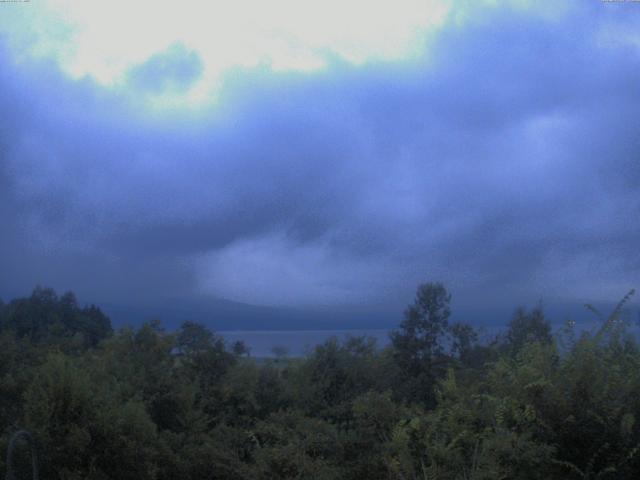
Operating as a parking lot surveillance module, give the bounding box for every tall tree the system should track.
[505,305,552,355]
[390,282,452,406]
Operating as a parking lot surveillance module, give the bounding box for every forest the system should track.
[0,284,639,479]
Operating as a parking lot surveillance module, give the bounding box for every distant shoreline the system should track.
[218,321,640,357]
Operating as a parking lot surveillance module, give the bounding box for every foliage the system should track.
[390,282,453,407]
[0,287,112,350]
[1,285,639,479]
[503,305,553,355]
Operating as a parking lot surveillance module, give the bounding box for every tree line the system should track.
[0,284,638,479]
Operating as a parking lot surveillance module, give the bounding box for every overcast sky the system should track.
[0,1,638,327]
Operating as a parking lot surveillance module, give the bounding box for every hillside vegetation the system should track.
[1,284,638,479]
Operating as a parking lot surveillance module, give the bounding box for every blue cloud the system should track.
[126,42,203,94]
[0,2,638,324]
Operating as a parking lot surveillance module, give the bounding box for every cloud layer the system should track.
[0,1,638,325]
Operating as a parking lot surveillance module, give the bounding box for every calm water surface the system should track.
[220,321,639,358]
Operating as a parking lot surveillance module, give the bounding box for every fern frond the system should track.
[551,458,584,477]
[594,290,636,342]
[585,304,604,323]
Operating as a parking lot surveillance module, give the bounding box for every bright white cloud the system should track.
[0,0,450,107]
[195,232,401,307]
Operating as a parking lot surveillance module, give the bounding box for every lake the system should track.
[219,326,506,357]
[220,321,640,358]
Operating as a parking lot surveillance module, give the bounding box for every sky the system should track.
[0,0,639,329]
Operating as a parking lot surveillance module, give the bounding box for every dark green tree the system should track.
[176,320,214,355]
[0,287,112,349]
[505,305,552,355]
[390,282,452,406]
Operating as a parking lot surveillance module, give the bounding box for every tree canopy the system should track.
[1,285,639,479]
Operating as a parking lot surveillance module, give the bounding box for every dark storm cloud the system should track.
[0,2,638,318]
